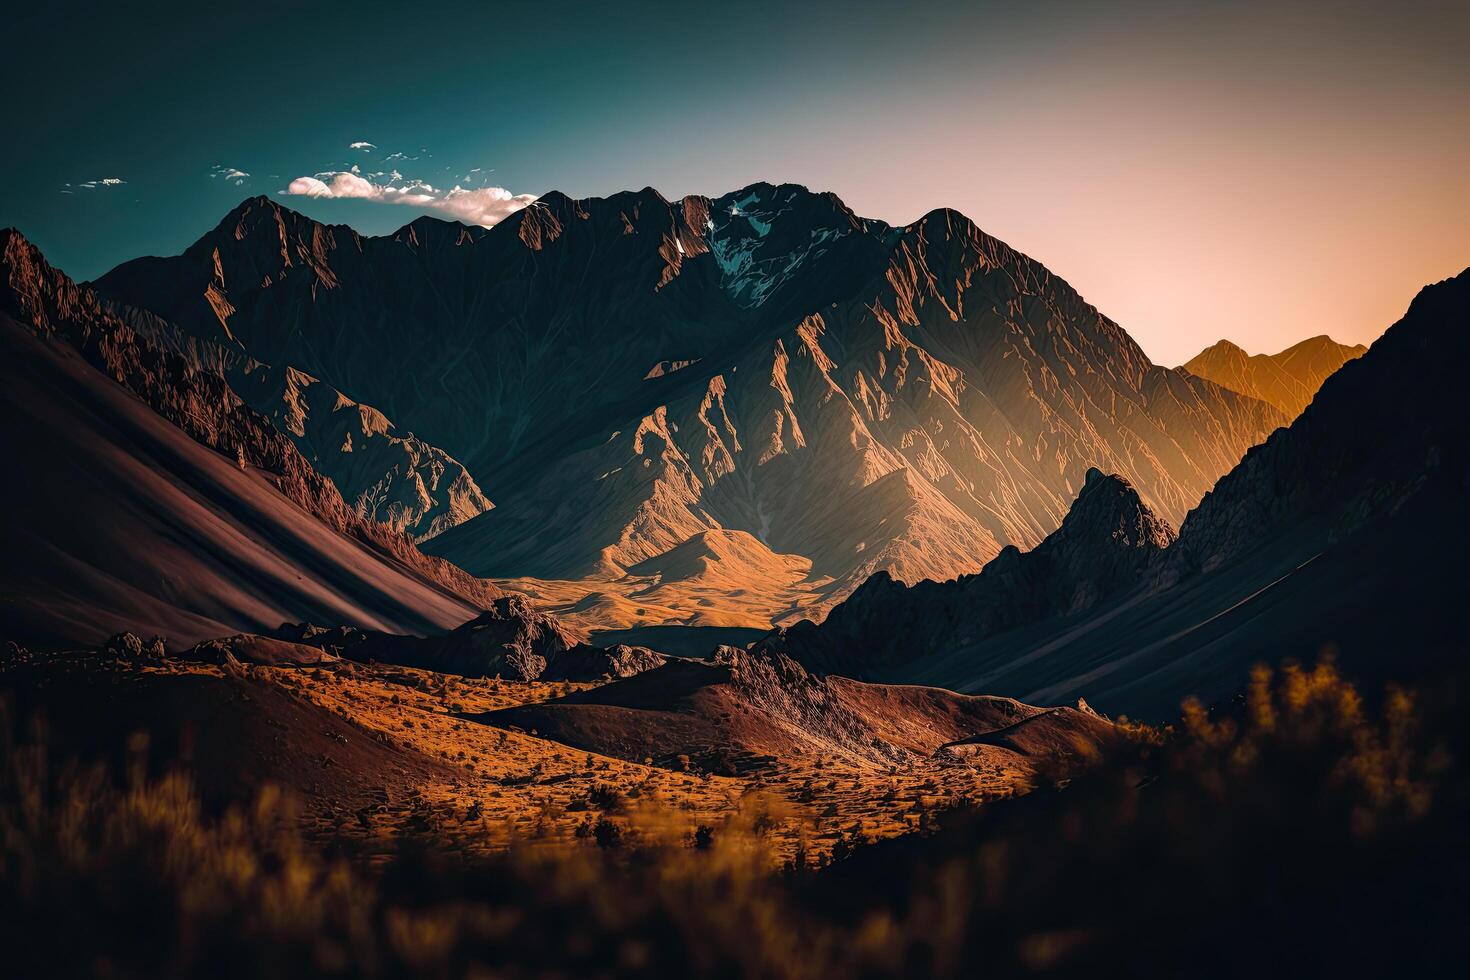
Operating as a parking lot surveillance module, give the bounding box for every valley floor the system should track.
[0,647,1035,868]
[492,567,836,636]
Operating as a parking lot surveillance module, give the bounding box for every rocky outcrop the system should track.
[475,645,1115,774]
[185,633,337,667]
[101,632,168,663]
[540,643,667,682]
[334,595,587,681]
[761,469,1175,677]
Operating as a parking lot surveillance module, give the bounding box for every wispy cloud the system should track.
[284,171,537,227]
[63,177,127,193]
[210,165,250,186]
[348,141,376,151]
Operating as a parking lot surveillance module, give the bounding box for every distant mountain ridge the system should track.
[96,185,1286,626]
[1181,335,1366,418]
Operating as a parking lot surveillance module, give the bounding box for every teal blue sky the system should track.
[6,0,1467,364]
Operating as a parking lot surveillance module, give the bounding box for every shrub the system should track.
[0,659,1464,977]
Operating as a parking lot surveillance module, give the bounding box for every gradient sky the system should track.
[6,0,1466,365]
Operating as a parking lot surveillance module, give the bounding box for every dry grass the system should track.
[273,658,1029,865]
[2,656,1463,977]
[0,651,1029,868]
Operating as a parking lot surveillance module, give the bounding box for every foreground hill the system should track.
[768,269,1470,718]
[97,187,1284,627]
[0,230,503,647]
[1181,335,1366,418]
[480,646,1116,775]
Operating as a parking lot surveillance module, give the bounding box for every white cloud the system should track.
[73,177,127,189]
[210,166,250,186]
[349,141,376,151]
[284,171,537,227]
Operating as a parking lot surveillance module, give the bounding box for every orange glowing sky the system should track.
[9,0,1467,365]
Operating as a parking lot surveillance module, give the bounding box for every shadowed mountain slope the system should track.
[0,230,504,647]
[768,269,1470,718]
[97,186,1284,625]
[112,298,491,541]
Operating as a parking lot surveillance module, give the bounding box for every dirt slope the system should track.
[477,648,1117,775]
[0,316,497,647]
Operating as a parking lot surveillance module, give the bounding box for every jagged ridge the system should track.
[93,185,1284,628]
[762,468,1175,676]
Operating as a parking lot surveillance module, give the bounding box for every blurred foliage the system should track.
[2,659,1466,978]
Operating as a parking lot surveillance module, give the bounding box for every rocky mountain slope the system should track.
[0,229,505,646]
[1181,335,1366,418]
[228,359,492,540]
[97,186,1285,627]
[768,269,1470,718]
[761,468,1176,677]
[113,297,490,541]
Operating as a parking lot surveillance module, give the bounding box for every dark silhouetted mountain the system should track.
[761,468,1175,676]
[1181,335,1366,418]
[768,268,1470,718]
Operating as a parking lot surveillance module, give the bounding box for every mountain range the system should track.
[766,268,1469,717]
[3,181,1464,977]
[93,185,1286,633]
[1181,335,1367,418]
[5,183,1451,722]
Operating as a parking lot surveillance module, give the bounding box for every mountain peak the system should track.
[1170,265,1470,579]
[1,226,87,334]
[1060,469,1175,552]
[219,194,285,223]
[1183,332,1369,418]
[1201,338,1248,356]
[763,466,1175,677]
[391,213,484,248]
